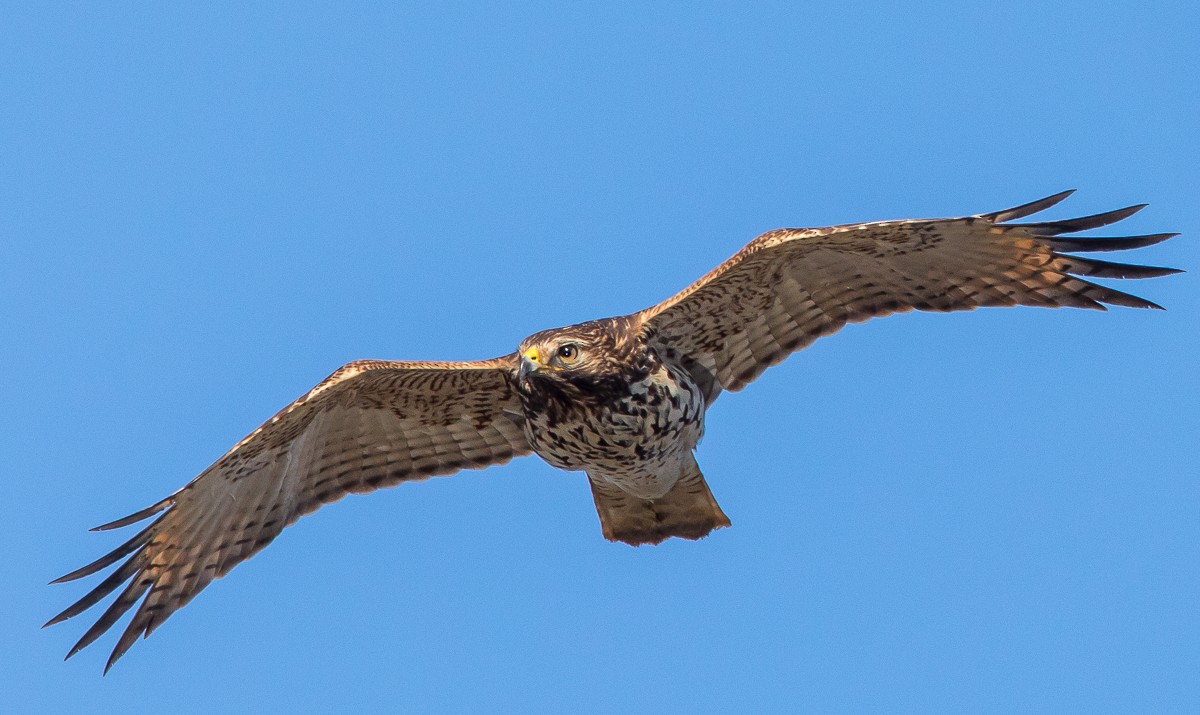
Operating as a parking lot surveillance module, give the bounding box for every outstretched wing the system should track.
[636,191,1180,402]
[47,356,531,672]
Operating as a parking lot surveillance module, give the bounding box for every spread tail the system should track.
[588,456,730,546]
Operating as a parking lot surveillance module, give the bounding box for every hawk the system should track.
[48,191,1179,672]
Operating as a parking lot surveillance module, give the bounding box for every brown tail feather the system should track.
[588,456,731,546]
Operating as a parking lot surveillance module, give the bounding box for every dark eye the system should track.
[557,344,579,363]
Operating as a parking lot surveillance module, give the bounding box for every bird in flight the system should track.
[48,190,1179,672]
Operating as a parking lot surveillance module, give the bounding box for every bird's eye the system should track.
[557,344,579,363]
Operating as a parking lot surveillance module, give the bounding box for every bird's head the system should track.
[516,317,644,395]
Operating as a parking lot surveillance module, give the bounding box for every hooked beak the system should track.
[519,347,541,381]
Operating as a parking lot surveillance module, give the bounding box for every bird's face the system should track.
[517,332,598,384]
[516,318,639,395]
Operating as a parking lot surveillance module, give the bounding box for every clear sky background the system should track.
[3,3,1197,712]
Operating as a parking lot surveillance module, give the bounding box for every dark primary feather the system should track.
[1046,233,1178,254]
[978,189,1076,223]
[48,357,531,673]
[1010,203,1149,235]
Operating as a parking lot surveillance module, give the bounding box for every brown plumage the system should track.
[48,191,1179,672]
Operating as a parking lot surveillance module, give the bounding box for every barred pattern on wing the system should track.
[46,357,531,673]
[637,190,1179,401]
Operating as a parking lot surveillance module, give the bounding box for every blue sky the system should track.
[3,2,1197,712]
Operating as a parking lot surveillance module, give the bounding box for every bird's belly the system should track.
[527,412,700,474]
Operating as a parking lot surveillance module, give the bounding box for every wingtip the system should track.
[49,571,82,585]
[1108,203,1150,222]
[1038,188,1078,203]
[91,498,173,531]
[982,189,1077,223]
